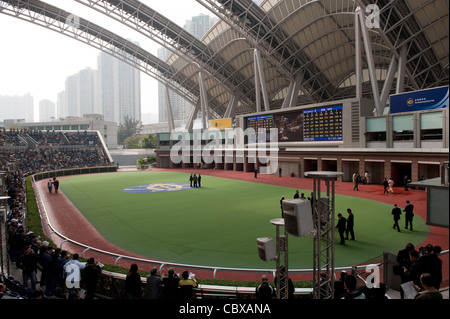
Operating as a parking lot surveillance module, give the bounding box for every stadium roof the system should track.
[2,0,449,125]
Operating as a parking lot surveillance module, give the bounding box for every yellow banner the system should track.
[209,118,232,129]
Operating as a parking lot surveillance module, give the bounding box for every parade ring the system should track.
[54,170,431,270]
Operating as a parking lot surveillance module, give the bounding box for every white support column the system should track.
[198,70,209,130]
[165,85,175,132]
[185,100,200,131]
[380,56,398,107]
[254,49,270,112]
[254,50,262,113]
[355,7,362,99]
[357,7,382,116]
[289,72,303,107]
[396,44,407,94]
[224,89,241,119]
[281,81,294,109]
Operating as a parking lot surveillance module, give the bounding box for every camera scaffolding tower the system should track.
[305,171,343,299]
[270,218,289,299]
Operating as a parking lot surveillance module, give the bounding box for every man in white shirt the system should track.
[63,253,86,289]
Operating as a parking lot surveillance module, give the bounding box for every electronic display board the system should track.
[246,105,343,143]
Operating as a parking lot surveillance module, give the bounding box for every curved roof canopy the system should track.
[3,0,448,121]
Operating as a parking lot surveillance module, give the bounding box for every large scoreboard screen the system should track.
[246,105,343,143]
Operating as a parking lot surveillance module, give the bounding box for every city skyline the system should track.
[0,0,216,123]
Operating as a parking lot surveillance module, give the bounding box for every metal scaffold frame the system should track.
[306,171,343,299]
[271,218,288,299]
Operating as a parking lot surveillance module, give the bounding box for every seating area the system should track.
[1,128,104,148]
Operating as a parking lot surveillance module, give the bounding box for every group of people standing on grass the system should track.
[189,173,201,188]
[391,200,415,232]
[336,209,355,245]
[285,189,418,245]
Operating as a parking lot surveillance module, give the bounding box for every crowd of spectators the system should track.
[395,242,444,299]
[0,130,27,146]
[66,131,101,146]
[1,129,110,176]
[1,128,103,148]
[0,129,112,299]
[28,131,65,146]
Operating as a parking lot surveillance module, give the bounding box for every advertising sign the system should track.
[390,86,449,114]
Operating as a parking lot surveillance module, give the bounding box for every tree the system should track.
[140,134,157,149]
[117,115,142,145]
[123,135,142,149]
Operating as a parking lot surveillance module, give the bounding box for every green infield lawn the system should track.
[59,171,429,269]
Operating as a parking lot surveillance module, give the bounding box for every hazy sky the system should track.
[0,0,214,120]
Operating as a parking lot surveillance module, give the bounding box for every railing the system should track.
[30,167,448,286]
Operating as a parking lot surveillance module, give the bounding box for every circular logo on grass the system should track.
[122,183,192,193]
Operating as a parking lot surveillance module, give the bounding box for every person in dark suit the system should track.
[396,242,415,299]
[198,174,201,187]
[404,175,411,191]
[422,245,443,290]
[162,268,179,300]
[53,177,59,194]
[294,190,299,199]
[255,275,276,300]
[336,213,347,244]
[193,174,198,188]
[280,196,285,217]
[391,204,402,232]
[403,200,414,231]
[345,209,354,240]
[189,174,193,187]
[404,250,424,289]
[382,178,389,194]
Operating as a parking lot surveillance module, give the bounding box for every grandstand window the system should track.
[392,114,414,141]
[421,128,443,140]
[71,125,79,130]
[46,126,53,130]
[54,126,61,130]
[63,125,70,130]
[366,117,386,141]
[159,133,170,141]
[393,130,414,141]
[80,125,89,130]
[366,131,386,142]
[366,117,386,132]
[420,112,443,129]
[420,112,443,141]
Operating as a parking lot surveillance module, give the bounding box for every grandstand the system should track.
[0,0,448,304]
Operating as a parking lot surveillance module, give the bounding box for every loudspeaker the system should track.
[282,198,314,237]
[256,237,276,261]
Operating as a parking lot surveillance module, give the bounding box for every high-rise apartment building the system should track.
[158,14,217,123]
[39,99,56,122]
[97,50,141,125]
[57,51,140,126]
[0,93,34,122]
